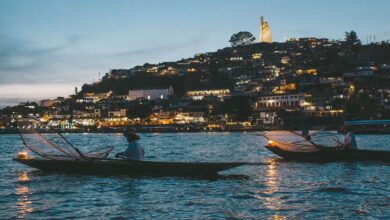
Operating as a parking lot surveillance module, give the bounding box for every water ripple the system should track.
[0,133,389,219]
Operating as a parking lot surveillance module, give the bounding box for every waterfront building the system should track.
[148,111,205,125]
[253,110,278,125]
[174,112,205,124]
[98,117,131,127]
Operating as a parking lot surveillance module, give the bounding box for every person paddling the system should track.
[115,129,145,160]
[340,125,357,150]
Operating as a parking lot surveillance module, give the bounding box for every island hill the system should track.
[1,31,390,133]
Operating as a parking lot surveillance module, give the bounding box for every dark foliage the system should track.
[229,31,256,47]
[220,96,252,121]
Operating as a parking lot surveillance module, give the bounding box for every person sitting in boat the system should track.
[301,128,311,141]
[115,129,144,160]
[340,126,357,150]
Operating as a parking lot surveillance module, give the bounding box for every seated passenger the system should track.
[301,128,311,141]
[340,126,357,150]
[115,129,144,160]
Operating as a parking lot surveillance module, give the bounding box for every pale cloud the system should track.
[0,31,207,108]
[0,83,76,107]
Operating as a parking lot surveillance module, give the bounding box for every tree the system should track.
[127,103,152,118]
[229,31,256,47]
[220,96,252,121]
[344,88,381,120]
[345,31,361,46]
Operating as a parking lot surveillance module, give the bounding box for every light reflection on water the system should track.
[0,133,389,219]
[18,171,30,182]
[263,163,282,210]
[268,215,287,220]
[15,172,33,218]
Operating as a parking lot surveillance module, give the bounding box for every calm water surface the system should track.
[0,132,389,219]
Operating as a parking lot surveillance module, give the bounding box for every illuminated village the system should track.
[1,17,390,133]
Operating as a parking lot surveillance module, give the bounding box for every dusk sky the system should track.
[0,0,389,107]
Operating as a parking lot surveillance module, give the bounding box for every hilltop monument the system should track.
[260,16,272,43]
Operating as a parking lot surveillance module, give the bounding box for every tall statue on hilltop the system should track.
[260,16,272,43]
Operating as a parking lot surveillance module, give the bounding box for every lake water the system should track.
[0,132,389,219]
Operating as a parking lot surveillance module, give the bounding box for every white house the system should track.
[128,86,174,100]
[255,93,306,109]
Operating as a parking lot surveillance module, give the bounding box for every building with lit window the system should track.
[128,86,174,100]
[39,99,57,107]
[186,89,230,100]
[254,94,306,109]
[108,109,127,117]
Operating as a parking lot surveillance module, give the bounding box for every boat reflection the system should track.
[18,171,30,182]
[254,159,286,219]
[268,215,287,220]
[15,172,33,218]
[263,163,282,209]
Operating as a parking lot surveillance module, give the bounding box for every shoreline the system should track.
[1,126,390,134]
[0,126,274,134]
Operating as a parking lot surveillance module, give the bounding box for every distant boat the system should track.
[262,130,390,162]
[264,140,390,162]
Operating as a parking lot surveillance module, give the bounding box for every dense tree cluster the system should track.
[229,31,256,47]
